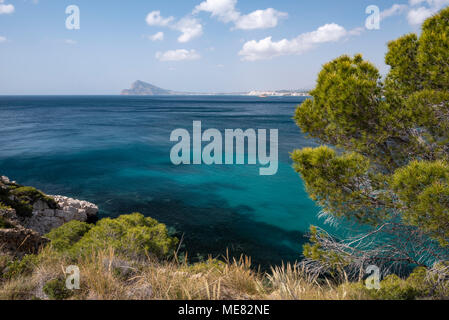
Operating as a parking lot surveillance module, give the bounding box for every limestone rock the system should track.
[23,195,99,234]
[0,223,49,256]
[1,175,99,235]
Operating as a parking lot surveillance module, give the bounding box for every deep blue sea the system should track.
[0,95,323,267]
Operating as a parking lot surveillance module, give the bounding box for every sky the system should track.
[0,0,448,95]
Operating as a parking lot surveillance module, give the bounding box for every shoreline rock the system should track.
[0,224,49,256]
[23,195,99,235]
[0,175,99,255]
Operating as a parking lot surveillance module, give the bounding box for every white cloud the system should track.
[0,36,6,43]
[0,0,14,15]
[348,27,365,36]
[149,31,164,41]
[146,10,202,43]
[156,49,201,61]
[372,1,449,26]
[146,11,174,27]
[380,4,408,20]
[234,8,288,30]
[406,0,449,25]
[194,0,240,23]
[378,0,447,26]
[239,23,348,61]
[407,6,435,24]
[175,17,203,43]
[64,39,77,45]
[409,0,426,5]
[194,0,287,30]
[409,0,449,6]
[147,1,287,45]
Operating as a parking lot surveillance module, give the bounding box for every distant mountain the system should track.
[121,80,310,96]
[121,81,176,96]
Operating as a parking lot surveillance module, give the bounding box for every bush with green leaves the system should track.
[45,220,93,252]
[367,268,429,300]
[1,255,40,280]
[0,202,11,211]
[293,7,449,274]
[0,184,57,217]
[340,267,432,300]
[46,213,178,260]
[43,278,73,300]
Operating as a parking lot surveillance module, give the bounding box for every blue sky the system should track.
[0,0,448,94]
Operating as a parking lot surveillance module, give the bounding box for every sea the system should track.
[0,95,325,268]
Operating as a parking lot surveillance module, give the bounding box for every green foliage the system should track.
[2,255,39,280]
[294,54,383,152]
[292,146,388,224]
[384,33,421,97]
[391,160,449,246]
[0,255,13,278]
[0,185,57,217]
[302,226,349,272]
[47,213,178,260]
[43,278,73,300]
[0,202,11,211]
[294,6,449,268]
[340,267,431,300]
[45,220,93,252]
[405,90,449,138]
[186,258,227,274]
[366,267,431,300]
[10,187,56,206]
[418,7,449,89]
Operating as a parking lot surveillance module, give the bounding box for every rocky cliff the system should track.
[0,175,98,256]
[23,194,98,235]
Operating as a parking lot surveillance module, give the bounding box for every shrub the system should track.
[369,274,426,300]
[10,186,57,208]
[0,255,13,277]
[0,202,11,211]
[186,258,227,274]
[45,220,93,252]
[342,267,432,300]
[2,255,39,280]
[47,213,178,260]
[0,186,57,217]
[43,278,73,300]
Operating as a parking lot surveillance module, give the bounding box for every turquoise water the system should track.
[0,95,322,267]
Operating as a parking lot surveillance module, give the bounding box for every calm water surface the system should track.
[0,95,323,267]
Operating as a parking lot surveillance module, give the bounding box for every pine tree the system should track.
[292,7,449,277]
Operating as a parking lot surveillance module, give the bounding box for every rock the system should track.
[0,206,18,223]
[63,206,78,214]
[43,209,55,217]
[27,195,98,234]
[0,175,99,235]
[0,224,49,256]
[33,200,49,211]
[1,176,10,184]
[68,199,81,209]
[55,210,65,218]
[62,211,75,222]
[76,209,87,221]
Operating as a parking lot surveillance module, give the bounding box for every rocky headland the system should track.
[0,175,98,256]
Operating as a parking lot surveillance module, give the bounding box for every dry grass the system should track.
[0,247,371,300]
